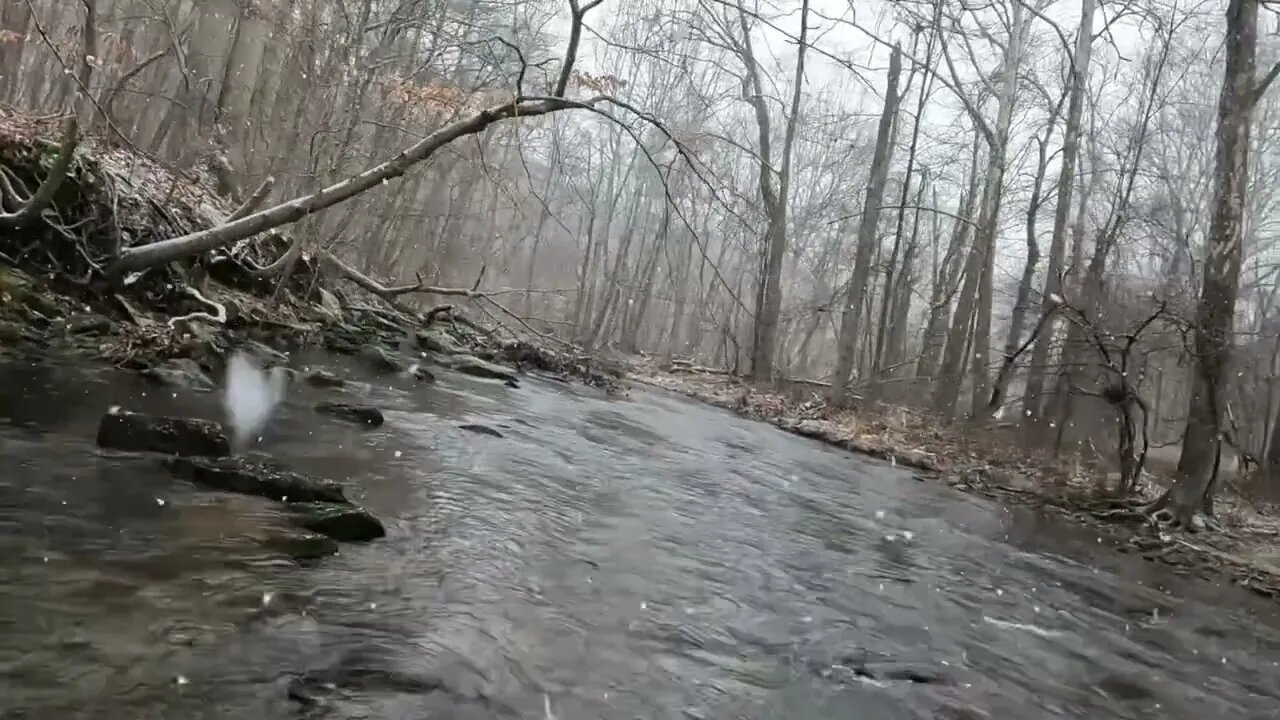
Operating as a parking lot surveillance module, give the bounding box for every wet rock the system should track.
[289,502,386,542]
[261,531,340,561]
[822,654,949,686]
[458,420,501,438]
[358,344,401,374]
[504,378,520,389]
[286,677,327,708]
[407,363,436,382]
[416,327,465,355]
[0,266,60,319]
[316,288,343,320]
[459,423,503,438]
[304,369,345,388]
[451,354,518,382]
[97,409,230,457]
[63,312,111,335]
[164,456,348,503]
[315,401,384,427]
[140,358,216,391]
[870,662,947,684]
[1095,674,1154,701]
[239,339,289,366]
[0,319,34,343]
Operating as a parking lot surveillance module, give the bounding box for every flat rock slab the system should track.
[450,355,518,382]
[304,369,345,388]
[416,327,465,355]
[164,456,349,504]
[358,344,402,374]
[459,423,503,438]
[315,401,384,427]
[97,410,230,457]
[289,502,386,542]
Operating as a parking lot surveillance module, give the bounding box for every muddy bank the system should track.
[632,365,1280,601]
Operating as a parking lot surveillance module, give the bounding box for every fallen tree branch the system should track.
[0,0,96,231]
[101,48,168,129]
[104,93,608,277]
[320,252,563,300]
[228,176,275,222]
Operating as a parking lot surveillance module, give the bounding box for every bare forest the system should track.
[2,0,1280,532]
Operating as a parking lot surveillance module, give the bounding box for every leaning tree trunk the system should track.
[1154,0,1264,526]
[829,44,902,405]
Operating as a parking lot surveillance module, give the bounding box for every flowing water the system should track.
[2,352,1280,719]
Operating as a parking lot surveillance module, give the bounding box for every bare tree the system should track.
[1149,0,1280,529]
[829,44,902,405]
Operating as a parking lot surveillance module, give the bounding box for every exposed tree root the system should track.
[166,285,227,328]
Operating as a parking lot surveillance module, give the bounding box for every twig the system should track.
[102,48,168,127]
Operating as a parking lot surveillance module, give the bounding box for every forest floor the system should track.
[630,362,1280,601]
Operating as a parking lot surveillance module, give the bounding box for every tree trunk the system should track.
[935,3,1026,416]
[1156,0,1263,525]
[1023,0,1097,422]
[743,0,809,380]
[918,133,980,380]
[829,44,902,405]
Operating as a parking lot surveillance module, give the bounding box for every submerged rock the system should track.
[140,358,216,391]
[261,531,340,561]
[289,502,385,542]
[315,401,384,427]
[358,344,401,374]
[450,355,518,382]
[96,409,230,457]
[407,363,435,382]
[304,369,345,388]
[164,456,348,503]
[459,423,504,438]
[63,312,111,335]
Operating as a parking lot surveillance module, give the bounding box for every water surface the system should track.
[1,353,1279,719]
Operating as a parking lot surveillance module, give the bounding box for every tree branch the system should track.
[1253,60,1280,105]
[105,95,603,277]
[105,0,611,279]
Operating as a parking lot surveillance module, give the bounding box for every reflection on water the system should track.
[1,352,1279,719]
